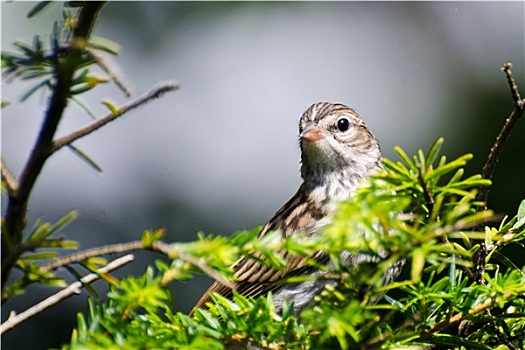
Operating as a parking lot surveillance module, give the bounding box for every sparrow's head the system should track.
[299,102,381,185]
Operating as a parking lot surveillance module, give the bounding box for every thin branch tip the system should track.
[158,80,180,91]
[51,81,179,153]
[477,62,525,206]
[501,61,512,71]
[151,80,180,97]
[501,60,523,108]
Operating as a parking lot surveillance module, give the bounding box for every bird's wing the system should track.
[192,184,326,311]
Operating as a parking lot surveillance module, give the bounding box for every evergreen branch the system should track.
[422,290,518,336]
[477,62,525,207]
[2,1,106,287]
[0,254,134,335]
[51,81,178,153]
[1,158,18,196]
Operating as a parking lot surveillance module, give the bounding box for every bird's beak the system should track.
[300,123,325,142]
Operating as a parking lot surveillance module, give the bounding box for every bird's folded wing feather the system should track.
[193,184,326,310]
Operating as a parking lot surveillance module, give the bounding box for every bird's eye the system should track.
[337,118,350,132]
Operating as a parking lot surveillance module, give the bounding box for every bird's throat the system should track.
[304,169,362,210]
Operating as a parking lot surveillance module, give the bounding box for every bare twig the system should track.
[38,239,234,289]
[41,240,145,272]
[0,254,134,335]
[0,158,18,196]
[477,62,525,207]
[502,62,523,108]
[51,81,178,153]
[2,2,106,287]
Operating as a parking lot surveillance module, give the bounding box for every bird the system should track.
[192,102,383,317]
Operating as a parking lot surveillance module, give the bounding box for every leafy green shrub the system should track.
[66,139,525,349]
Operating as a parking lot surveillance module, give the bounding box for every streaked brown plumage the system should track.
[193,102,382,315]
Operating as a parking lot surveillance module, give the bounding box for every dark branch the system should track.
[2,2,106,287]
[477,62,525,207]
[51,81,179,153]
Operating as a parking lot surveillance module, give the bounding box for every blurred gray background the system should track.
[2,2,524,348]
